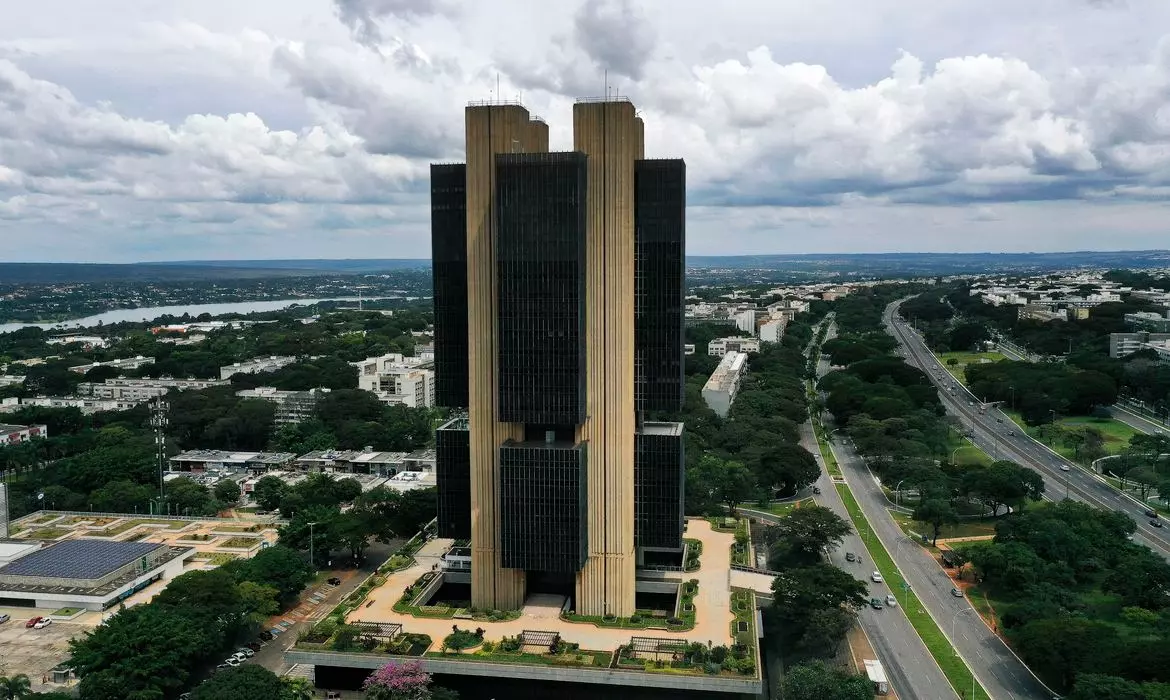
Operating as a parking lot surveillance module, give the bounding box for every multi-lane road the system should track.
[885,299,1170,559]
[798,424,958,700]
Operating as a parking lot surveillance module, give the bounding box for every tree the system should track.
[363,660,440,700]
[781,661,873,700]
[190,665,284,700]
[914,498,959,545]
[1069,674,1144,700]
[0,675,32,700]
[693,455,755,514]
[1103,548,1170,610]
[771,563,867,627]
[231,544,314,606]
[214,478,242,505]
[752,442,819,496]
[1012,617,1117,690]
[280,677,316,700]
[252,475,287,511]
[767,505,852,566]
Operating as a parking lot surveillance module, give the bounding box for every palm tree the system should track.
[0,673,33,700]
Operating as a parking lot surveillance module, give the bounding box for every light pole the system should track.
[308,521,319,569]
[951,608,970,641]
[951,446,963,465]
[895,480,906,508]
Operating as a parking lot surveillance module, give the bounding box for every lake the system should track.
[0,297,404,334]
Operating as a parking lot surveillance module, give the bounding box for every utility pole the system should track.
[150,396,169,505]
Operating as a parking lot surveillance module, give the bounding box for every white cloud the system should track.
[0,0,1169,261]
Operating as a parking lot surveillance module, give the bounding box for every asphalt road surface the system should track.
[798,423,958,700]
[825,426,1052,700]
[885,299,1170,559]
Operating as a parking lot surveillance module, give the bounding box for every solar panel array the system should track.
[0,539,163,581]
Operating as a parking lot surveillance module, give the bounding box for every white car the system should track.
[885,595,897,607]
[1060,464,1070,472]
[34,618,52,629]
[224,658,241,667]
[871,571,883,583]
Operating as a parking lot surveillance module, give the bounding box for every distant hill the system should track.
[3,251,1167,284]
[0,259,430,284]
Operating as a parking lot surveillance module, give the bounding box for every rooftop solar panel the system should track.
[0,539,165,581]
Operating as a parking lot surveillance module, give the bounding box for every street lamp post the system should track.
[950,608,969,641]
[895,480,906,508]
[308,521,319,569]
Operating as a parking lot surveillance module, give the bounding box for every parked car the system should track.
[951,587,964,598]
[845,552,856,562]
[259,631,274,641]
[0,614,10,624]
[885,595,897,608]
[237,648,255,658]
[327,577,342,586]
[25,616,42,628]
[224,658,241,667]
[871,571,883,583]
[34,618,52,629]
[869,598,883,610]
[246,641,262,651]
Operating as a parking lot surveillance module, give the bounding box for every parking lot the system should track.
[0,613,84,692]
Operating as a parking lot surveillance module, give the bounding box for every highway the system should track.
[885,299,1170,559]
[799,423,957,700]
[825,424,1051,700]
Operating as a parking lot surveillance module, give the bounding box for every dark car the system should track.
[869,598,883,610]
[246,641,262,651]
[1153,519,1164,529]
[1144,509,1158,519]
[259,631,274,641]
[25,616,42,628]
[327,577,342,586]
[845,552,856,562]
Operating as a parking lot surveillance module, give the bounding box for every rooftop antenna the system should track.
[496,73,500,102]
[604,69,608,98]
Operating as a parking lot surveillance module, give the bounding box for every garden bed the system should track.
[218,536,261,549]
[683,538,702,571]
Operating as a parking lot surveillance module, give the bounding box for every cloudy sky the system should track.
[2,0,1169,262]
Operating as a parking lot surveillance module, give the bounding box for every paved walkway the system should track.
[350,519,736,649]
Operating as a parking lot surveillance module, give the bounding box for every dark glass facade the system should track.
[634,159,686,413]
[499,441,588,572]
[495,152,588,425]
[435,417,471,540]
[431,163,469,408]
[634,423,685,550]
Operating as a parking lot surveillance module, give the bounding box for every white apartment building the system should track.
[352,354,435,408]
[0,397,141,414]
[708,337,761,357]
[236,387,330,424]
[46,335,109,349]
[68,356,155,374]
[220,356,298,380]
[759,319,786,343]
[734,310,756,334]
[77,377,227,401]
[0,376,24,387]
[702,351,747,418]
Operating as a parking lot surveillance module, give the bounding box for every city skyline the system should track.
[3,0,1170,261]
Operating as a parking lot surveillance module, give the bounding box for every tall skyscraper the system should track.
[434,96,685,617]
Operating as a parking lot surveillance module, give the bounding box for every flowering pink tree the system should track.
[362,660,434,700]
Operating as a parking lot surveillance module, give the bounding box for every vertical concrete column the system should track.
[464,103,544,611]
[573,99,640,617]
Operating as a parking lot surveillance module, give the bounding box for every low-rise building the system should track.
[0,397,141,415]
[352,354,435,408]
[1017,305,1067,323]
[68,356,155,374]
[46,335,109,349]
[702,351,747,418]
[77,377,227,401]
[168,450,297,473]
[708,337,761,357]
[0,423,48,445]
[0,376,24,387]
[1125,311,1170,332]
[0,539,194,611]
[296,450,411,475]
[220,356,298,380]
[1109,332,1170,358]
[235,386,329,424]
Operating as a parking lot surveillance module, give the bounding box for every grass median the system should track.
[834,482,991,700]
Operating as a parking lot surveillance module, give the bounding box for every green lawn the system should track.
[937,351,1007,385]
[951,443,994,467]
[890,510,998,541]
[835,483,991,700]
[762,498,813,516]
[1003,411,1139,460]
